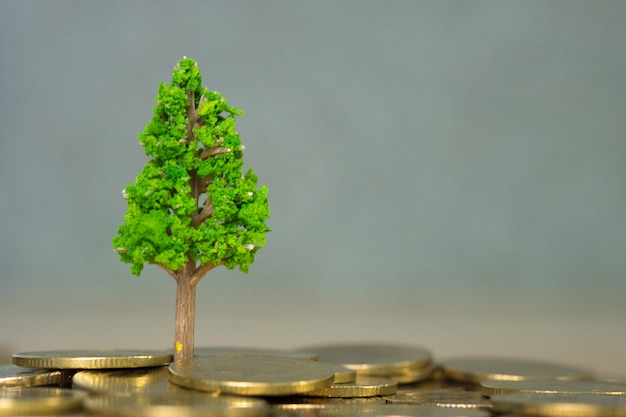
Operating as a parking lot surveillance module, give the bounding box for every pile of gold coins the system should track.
[1,343,626,416]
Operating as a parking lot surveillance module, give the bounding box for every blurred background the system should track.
[1,2,625,375]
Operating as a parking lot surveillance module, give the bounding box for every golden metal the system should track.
[314,404,490,417]
[481,379,626,397]
[194,347,318,361]
[490,392,626,416]
[297,343,432,375]
[384,389,492,409]
[0,387,86,416]
[322,362,357,384]
[12,349,172,369]
[270,396,386,410]
[0,365,72,387]
[84,392,270,417]
[3,343,617,416]
[304,375,397,398]
[168,354,334,396]
[271,401,490,417]
[73,366,195,396]
[399,368,468,391]
[373,364,437,384]
[440,356,593,384]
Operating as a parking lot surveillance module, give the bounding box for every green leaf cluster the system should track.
[113,57,270,277]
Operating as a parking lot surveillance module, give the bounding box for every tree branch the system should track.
[186,91,201,143]
[199,146,230,160]
[189,261,223,287]
[189,170,200,202]
[158,264,179,282]
[191,197,214,228]
[198,175,212,195]
[197,94,207,112]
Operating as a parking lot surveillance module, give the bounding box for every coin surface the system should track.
[168,354,335,396]
[322,363,357,384]
[384,389,491,409]
[12,349,172,369]
[194,347,318,361]
[304,376,398,398]
[0,387,86,416]
[490,392,626,416]
[440,356,593,384]
[270,395,386,410]
[384,364,437,384]
[84,392,270,417]
[402,368,468,391]
[318,404,490,417]
[481,379,626,397]
[271,402,488,417]
[73,366,193,396]
[297,343,432,374]
[0,365,73,387]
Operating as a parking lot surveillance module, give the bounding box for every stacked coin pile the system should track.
[0,344,625,416]
[297,343,435,384]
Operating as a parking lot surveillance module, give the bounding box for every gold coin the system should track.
[490,392,626,416]
[270,396,386,410]
[168,354,335,396]
[0,365,73,387]
[440,356,593,384]
[322,363,357,384]
[272,402,488,417]
[304,376,398,398]
[380,364,437,384]
[194,347,318,361]
[401,368,468,391]
[384,389,491,409]
[12,349,172,369]
[318,404,490,417]
[481,379,626,397]
[0,387,86,416]
[73,366,194,396]
[297,343,432,375]
[84,392,270,417]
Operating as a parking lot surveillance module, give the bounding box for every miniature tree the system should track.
[112,57,270,362]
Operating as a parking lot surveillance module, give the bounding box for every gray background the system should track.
[1,1,625,374]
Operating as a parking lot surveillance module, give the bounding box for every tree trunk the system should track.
[173,275,197,362]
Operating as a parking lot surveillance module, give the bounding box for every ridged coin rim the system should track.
[168,354,335,396]
[12,349,173,369]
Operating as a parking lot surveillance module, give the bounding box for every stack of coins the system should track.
[3,349,177,416]
[1,345,625,416]
[297,343,436,383]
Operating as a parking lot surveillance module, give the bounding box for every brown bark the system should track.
[172,261,221,362]
[173,272,197,362]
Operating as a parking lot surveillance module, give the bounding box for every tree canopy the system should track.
[113,57,270,281]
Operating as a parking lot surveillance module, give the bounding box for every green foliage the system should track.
[113,57,270,277]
